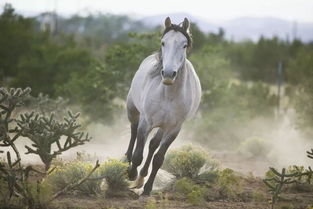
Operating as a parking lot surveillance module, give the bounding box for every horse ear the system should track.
[164,17,172,28]
[182,18,190,31]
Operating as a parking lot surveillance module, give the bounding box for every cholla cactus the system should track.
[301,149,313,184]
[263,167,298,209]
[0,87,31,148]
[307,149,313,159]
[26,93,69,120]
[301,166,313,184]
[0,87,97,209]
[0,87,36,207]
[17,110,91,171]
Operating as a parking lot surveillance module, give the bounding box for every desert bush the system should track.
[251,190,266,202]
[162,145,219,179]
[238,136,271,159]
[46,159,128,196]
[280,204,295,209]
[145,198,157,209]
[26,180,54,207]
[217,168,241,198]
[98,159,129,194]
[47,161,102,195]
[195,170,219,183]
[174,177,207,205]
[0,178,9,201]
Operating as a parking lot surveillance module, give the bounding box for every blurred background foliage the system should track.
[1,3,313,138]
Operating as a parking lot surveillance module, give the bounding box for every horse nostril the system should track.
[161,70,165,77]
[172,71,177,78]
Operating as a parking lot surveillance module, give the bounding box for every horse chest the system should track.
[143,90,189,128]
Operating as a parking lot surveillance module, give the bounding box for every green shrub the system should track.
[145,198,157,209]
[187,189,206,205]
[281,204,295,209]
[238,136,270,159]
[29,180,54,206]
[174,177,195,194]
[251,190,266,202]
[0,178,8,201]
[0,179,54,208]
[46,159,128,196]
[163,145,218,179]
[174,177,207,205]
[98,159,128,194]
[196,170,219,183]
[46,161,102,195]
[217,168,241,198]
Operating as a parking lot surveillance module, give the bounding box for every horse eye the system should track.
[183,44,187,49]
[161,42,165,47]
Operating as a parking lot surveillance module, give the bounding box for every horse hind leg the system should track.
[142,127,181,196]
[130,128,163,189]
[128,118,151,181]
[125,123,138,163]
[125,97,139,163]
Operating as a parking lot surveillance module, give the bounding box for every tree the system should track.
[58,32,160,123]
[287,48,313,128]
[0,4,35,78]
[11,33,94,96]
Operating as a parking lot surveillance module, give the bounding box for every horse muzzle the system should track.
[161,70,177,85]
[162,78,174,85]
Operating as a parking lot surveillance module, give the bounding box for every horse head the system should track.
[160,17,192,85]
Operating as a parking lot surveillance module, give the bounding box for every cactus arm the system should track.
[307,149,313,159]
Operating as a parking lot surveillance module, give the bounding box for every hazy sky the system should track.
[2,0,313,22]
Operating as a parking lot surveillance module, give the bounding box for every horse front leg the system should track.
[142,126,181,195]
[128,119,151,181]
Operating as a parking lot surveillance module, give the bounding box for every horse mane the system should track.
[147,52,162,78]
[162,23,193,48]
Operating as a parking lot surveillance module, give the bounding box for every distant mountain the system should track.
[141,13,313,42]
[222,17,313,42]
[141,13,219,33]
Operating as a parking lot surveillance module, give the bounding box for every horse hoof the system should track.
[127,165,138,181]
[129,176,145,189]
[141,190,151,196]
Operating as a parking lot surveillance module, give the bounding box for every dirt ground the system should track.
[51,196,269,209]
[2,152,313,209]
[49,175,313,209]
[50,192,313,209]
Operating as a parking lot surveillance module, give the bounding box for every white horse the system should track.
[125,17,201,195]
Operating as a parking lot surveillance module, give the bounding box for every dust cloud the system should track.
[1,109,312,178]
